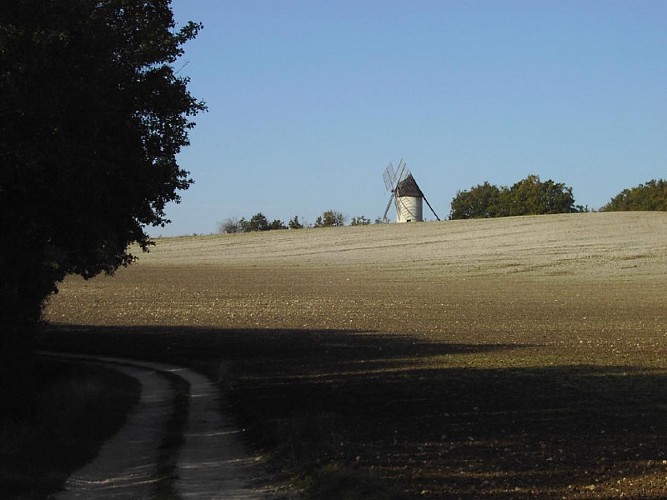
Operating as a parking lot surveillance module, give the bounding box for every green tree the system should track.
[350,215,371,226]
[450,175,578,219]
[235,213,286,232]
[288,215,304,229]
[450,182,505,219]
[267,219,287,230]
[506,175,576,216]
[0,0,204,355]
[601,179,667,211]
[245,213,270,232]
[314,210,345,227]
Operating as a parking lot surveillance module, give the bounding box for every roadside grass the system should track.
[39,325,667,498]
[0,356,140,499]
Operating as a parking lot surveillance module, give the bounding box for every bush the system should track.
[217,217,243,234]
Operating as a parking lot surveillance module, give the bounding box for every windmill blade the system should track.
[382,162,396,191]
[395,160,410,185]
[396,158,405,172]
[382,193,395,221]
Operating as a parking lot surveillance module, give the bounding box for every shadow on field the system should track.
[39,325,667,498]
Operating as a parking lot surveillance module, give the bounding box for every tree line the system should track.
[600,179,667,212]
[450,175,667,219]
[220,176,667,233]
[450,174,586,219]
[218,210,375,233]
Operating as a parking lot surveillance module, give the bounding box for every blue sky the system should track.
[154,0,666,236]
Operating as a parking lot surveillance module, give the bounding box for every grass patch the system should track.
[0,356,140,499]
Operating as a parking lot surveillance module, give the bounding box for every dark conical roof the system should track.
[395,173,423,198]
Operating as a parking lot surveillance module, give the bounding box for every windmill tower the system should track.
[382,160,440,223]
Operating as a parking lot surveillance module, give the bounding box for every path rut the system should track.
[42,353,269,499]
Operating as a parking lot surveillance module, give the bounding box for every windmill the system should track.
[382,160,440,223]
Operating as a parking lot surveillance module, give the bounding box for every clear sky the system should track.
[154,0,666,236]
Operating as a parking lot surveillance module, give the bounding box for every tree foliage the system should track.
[244,213,271,232]
[450,182,504,219]
[0,0,204,351]
[288,215,304,229]
[218,217,242,234]
[314,210,345,228]
[601,179,667,212]
[450,175,579,220]
[240,213,286,232]
[506,175,577,216]
[218,213,287,233]
[350,215,371,226]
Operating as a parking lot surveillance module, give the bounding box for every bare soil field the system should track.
[42,212,667,498]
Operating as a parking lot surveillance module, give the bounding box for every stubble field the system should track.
[43,212,667,498]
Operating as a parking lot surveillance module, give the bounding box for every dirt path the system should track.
[52,362,170,499]
[173,367,264,499]
[42,353,268,499]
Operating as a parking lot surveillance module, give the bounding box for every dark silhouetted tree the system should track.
[0,0,204,356]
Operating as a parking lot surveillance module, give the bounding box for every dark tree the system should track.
[601,179,667,212]
[267,219,287,230]
[236,212,287,233]
[350,215,371,226]
[314,210,345,228]
[0,0,205,354]
[243,213,270,232]
[288,215,304,229]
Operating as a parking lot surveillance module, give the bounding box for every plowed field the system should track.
[43,212,667,498]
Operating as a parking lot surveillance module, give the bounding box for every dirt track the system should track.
[45,354,266,500]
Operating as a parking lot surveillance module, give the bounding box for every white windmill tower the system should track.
[382,160,440,223]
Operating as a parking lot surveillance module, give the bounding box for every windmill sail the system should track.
[381,159,439,222]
